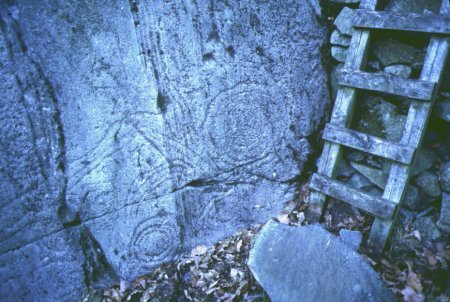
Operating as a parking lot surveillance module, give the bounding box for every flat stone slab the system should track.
[339,229,363,251]
[334,7,355,36]
[248,220,395,302]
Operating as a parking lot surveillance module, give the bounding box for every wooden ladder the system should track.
[309,0,450,256]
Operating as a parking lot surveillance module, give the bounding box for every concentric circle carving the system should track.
[129,215,179,264]
[204,85,283,169]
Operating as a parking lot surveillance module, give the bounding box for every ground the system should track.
[83,183,450,302]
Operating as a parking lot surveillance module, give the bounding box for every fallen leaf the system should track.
[119,280,130,293]
[412,230,421,241]
[406,262,422,293]
[236,240,242,252]
[205,287,219,295]
[401,287,424,302]
[407,271,422,293]
[297,212,305,224]
[191,245,208,257]
[235,281,249,296]
[427,254,437,266]
[184,289,193,301]
[230,268,239,279]
[195,280,206,288]
[276,213,290,224]
[208,280,219,289]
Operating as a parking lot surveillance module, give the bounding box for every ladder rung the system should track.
[323,123,415,164]
[353,9,450,35]
[310,173,397,219]
[337,70,436,100]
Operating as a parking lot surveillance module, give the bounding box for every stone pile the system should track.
[329,0,450,243]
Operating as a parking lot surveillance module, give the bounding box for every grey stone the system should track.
[337,160,356,178]
[339,229,363,251]
[400,208,417,220]
[441,162,450,192]
[419,190,436,210]
[369,187,383,197]
[348,173,373,190]
[330,30,351,47]
[347,151,365,162]
[415,172,442,198]
[416,206,435,219]
[385,0,442,14]
[437,193,450,233]
[355,96,406,141]
[402,185,421,211]
[382,160,392,175]
[368,60,382,71]
[248,220,395,302]
[334,7,355,36]
[374,39,423,66]
[435,100,450,122]
[413,217,441,242]
[384,64,412,78]
[331,0,360,3]
[350,162,387,189]
[412,148,437,176]
[0,1,329,300]
[331,46,348,63]
[331,63,345,99]
[366,156,383,169]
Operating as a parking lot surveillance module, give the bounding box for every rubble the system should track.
[412,148,437,176]
[334,7,355,36]
[414,172,442,198]
[384,64,412,78]
[402,185,420,211]
[437,193,450,233]
[348,173,373,190]
[441,162,450,192]
[330,30,351,47]
[331,46,348,62]
[435,100,450,122]
[355,96,406,141]
[373,38,423,66]
[350,162,387,189]
[412,217,442,245]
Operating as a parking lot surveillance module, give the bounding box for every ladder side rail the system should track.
[368,0,450,255]
[308,0,379,218]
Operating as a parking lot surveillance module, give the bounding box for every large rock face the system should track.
[0,0,329,300]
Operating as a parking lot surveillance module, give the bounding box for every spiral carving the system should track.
[204,85,284,170]
[129,215,179,265]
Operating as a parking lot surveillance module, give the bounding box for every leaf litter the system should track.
[84,225,270,302]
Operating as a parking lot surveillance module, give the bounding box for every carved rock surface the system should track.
[0,0,328,300]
